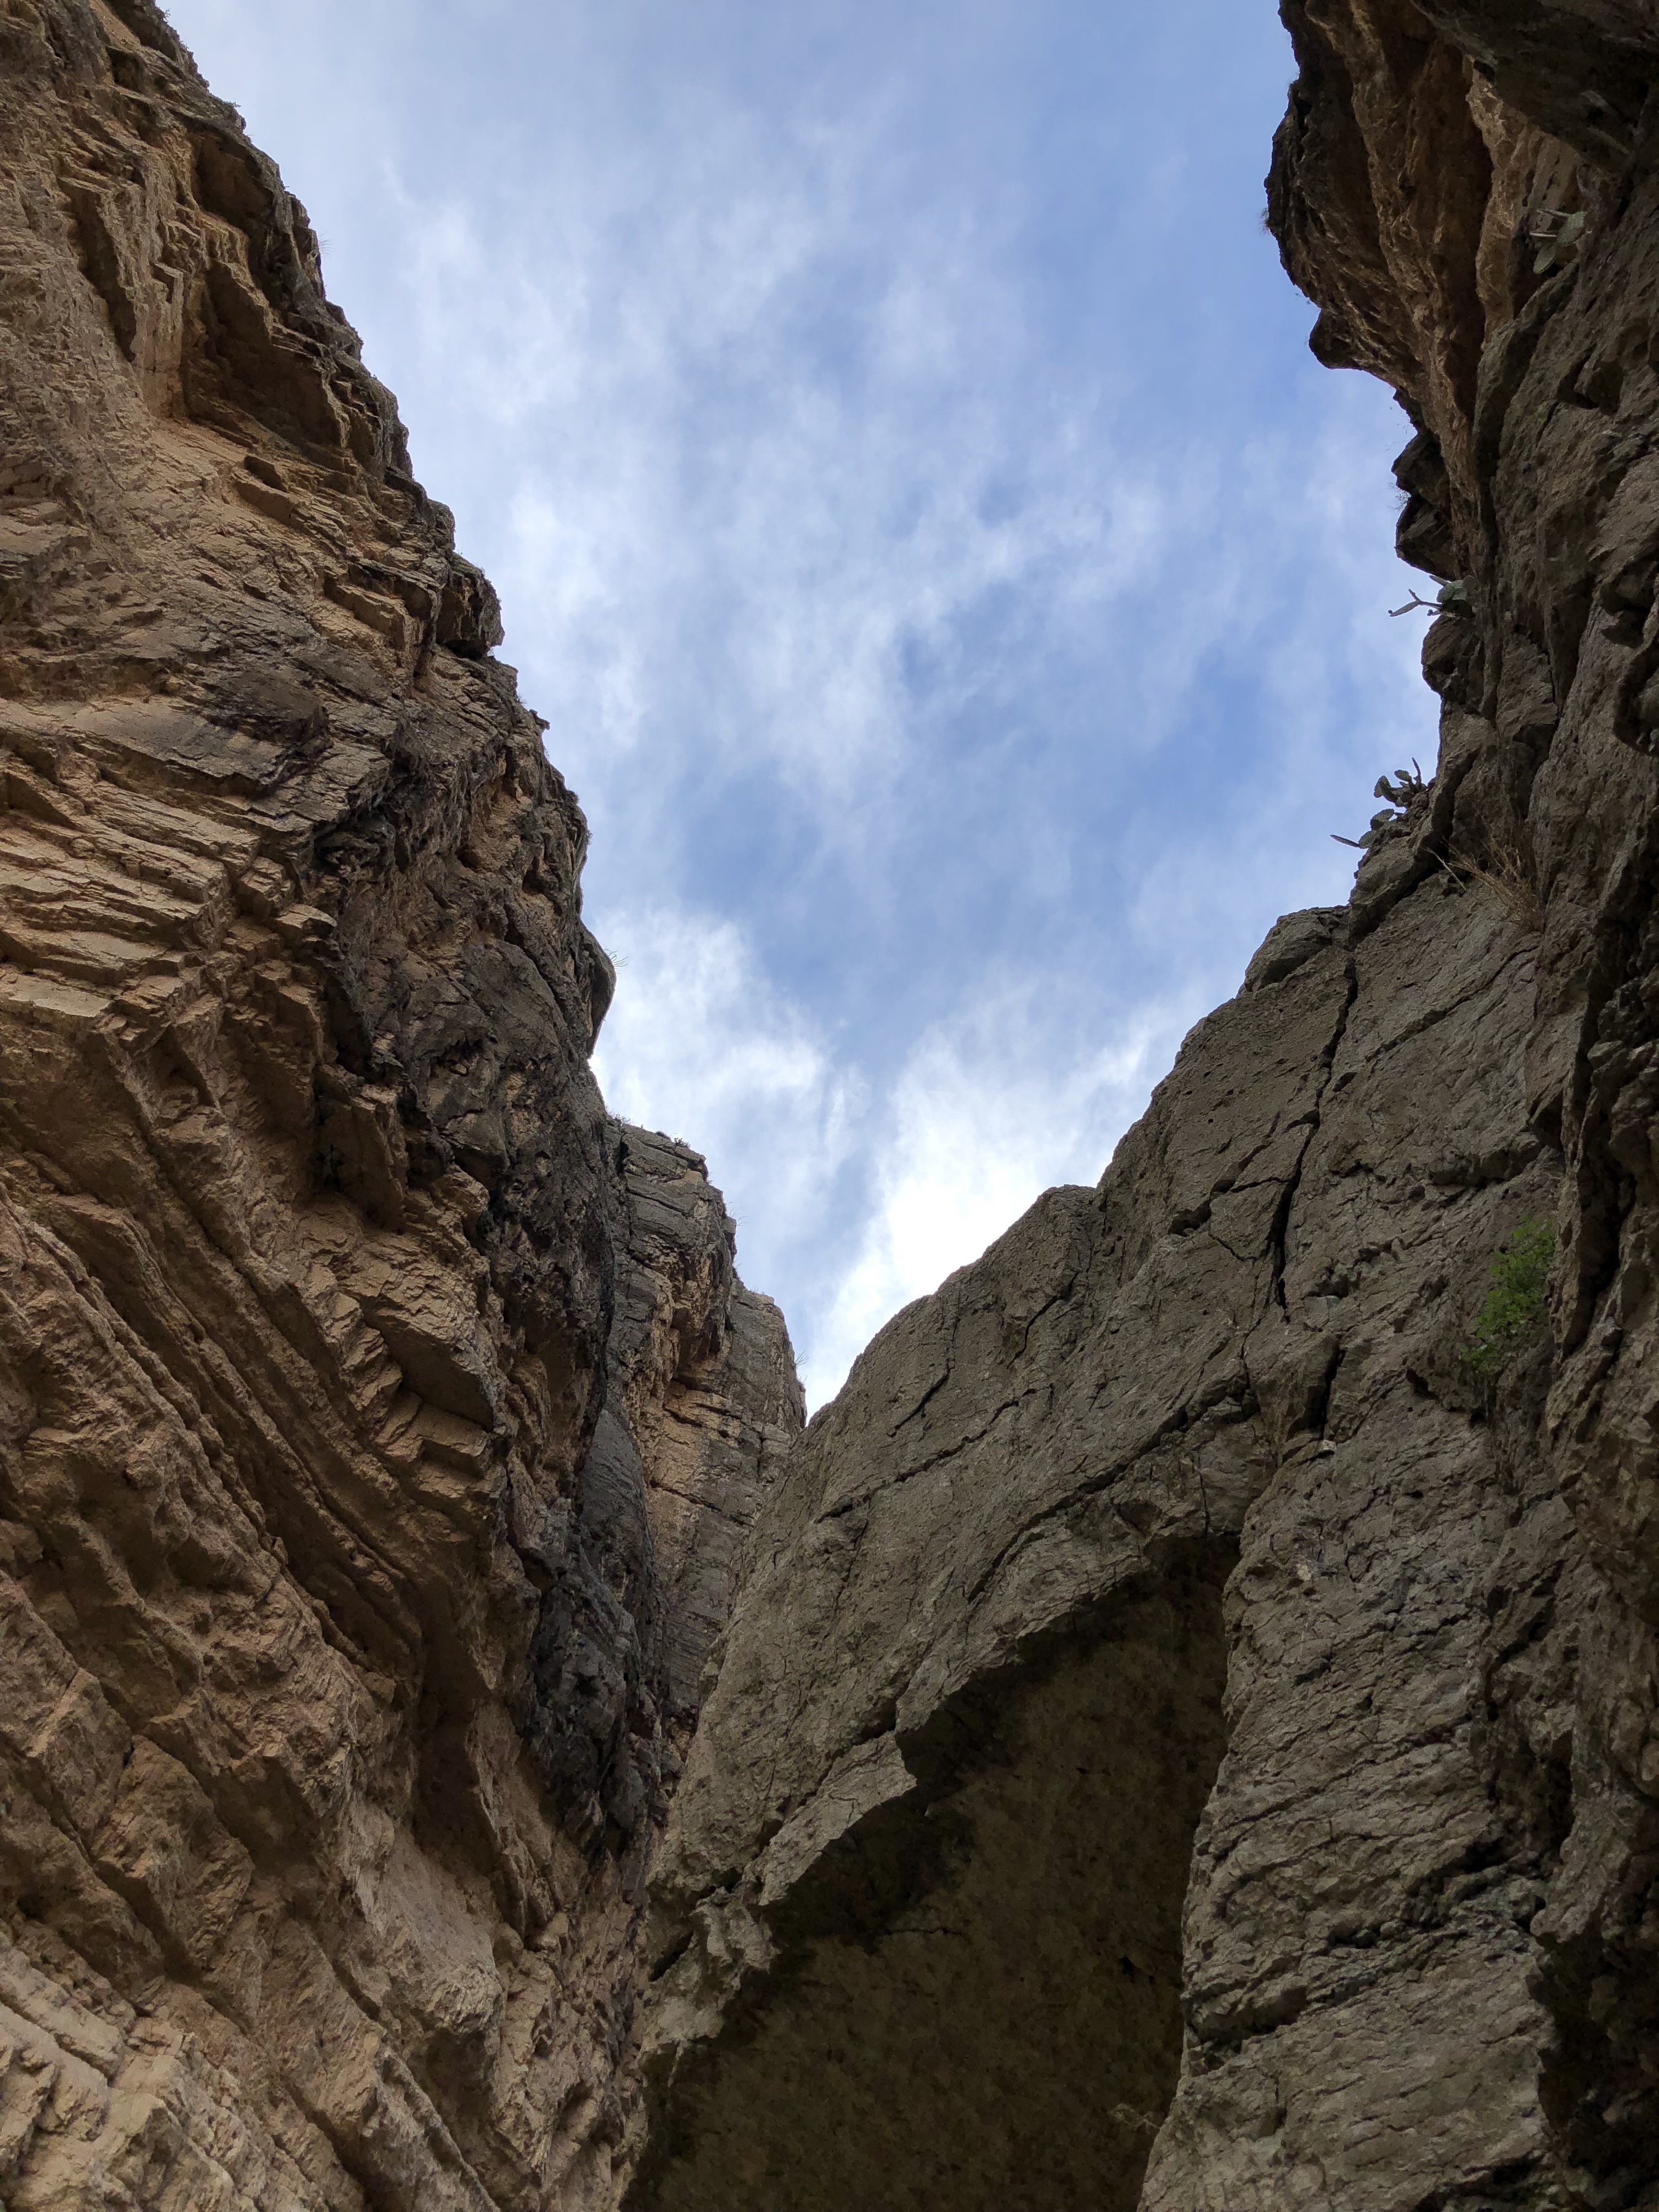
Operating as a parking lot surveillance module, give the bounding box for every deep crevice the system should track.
[1269,953,1359,1311]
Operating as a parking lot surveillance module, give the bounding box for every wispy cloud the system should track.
[801,992,1184,1407]
[594,902,863,1269]
[594,914,1188,1409]
[390,117,1158,837]
[164,0,1439,1409]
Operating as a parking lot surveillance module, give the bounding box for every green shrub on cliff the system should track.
[1464,1217,1555,1377]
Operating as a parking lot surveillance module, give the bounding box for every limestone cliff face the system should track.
[10,0,1659,2208]
[0,4,800,2205]
[635,8,1659,2210]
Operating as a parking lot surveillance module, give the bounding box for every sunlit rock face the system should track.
[634,6,1659,2208]
[0,3,799,2204]
[7,0,1659,2208]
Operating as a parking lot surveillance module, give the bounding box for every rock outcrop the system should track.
[633,7,1659,2209]
[9,0,1659,2208]
[0,4,799,2205]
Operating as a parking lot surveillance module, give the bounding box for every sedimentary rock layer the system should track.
[9,0,1659,2207]
[0,4,799,2205]
[636,7,1659,2208]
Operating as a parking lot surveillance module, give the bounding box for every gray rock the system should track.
[631,9,1659,2203]
[9,0,1659,2204]
[634,874,1564,2209]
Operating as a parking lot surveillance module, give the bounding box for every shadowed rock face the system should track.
[639,889,1565,2209]
[8,0,1659,2208]
[638,1576,1232,2212]
[0,4,800,2205]
[635,8,1659,2210]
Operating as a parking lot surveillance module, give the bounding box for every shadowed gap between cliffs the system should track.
[630,1541,1235,2212]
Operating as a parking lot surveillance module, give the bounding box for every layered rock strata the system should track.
[635,5,1659,2209]
[0,4,798,2206]
[10,0,1659,2208]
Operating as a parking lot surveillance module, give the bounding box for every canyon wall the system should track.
[634,5,1659,2209]
[0,3,799,2205]
[6,1,1659,2209]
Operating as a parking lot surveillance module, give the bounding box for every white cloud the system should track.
[594,913,1192,1410]
[160,0,1442,1419]
[592,904,864,1276]
[347,78,1184,847]
[802,991,1186,1407]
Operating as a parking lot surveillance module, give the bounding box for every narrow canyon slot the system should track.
[7,0,1659,2203]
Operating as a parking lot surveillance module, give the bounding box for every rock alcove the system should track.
[5,0,1659,2203]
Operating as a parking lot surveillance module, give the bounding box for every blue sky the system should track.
[162,0,1436,1406]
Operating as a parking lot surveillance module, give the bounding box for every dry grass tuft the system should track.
[1435,829,1544,934]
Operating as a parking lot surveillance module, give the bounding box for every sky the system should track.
[162,0,1437,1408]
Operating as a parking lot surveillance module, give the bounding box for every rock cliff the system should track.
[7,1,1659,2209]
[0,4,798,2205]
[634,5,1659,2209]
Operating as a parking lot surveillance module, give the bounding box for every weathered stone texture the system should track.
[634,6,1659,2209]
[10,0,1659,2205]
[0,3,799,2205]
[639,873,1570,2209]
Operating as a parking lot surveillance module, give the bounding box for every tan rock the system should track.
[0,3,800,2204]
[9,0,1659,2204]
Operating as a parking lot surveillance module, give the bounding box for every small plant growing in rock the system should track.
[1390,579,1472,618]
[1431,825,1544,933]
[1459,837,1544,933]
[1531,207,1587,276]
[1331,760,1428,852]
[1464,1217,1555,1377]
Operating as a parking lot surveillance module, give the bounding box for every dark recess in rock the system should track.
[7,0,1659,2207]
[629,6,1659,2209]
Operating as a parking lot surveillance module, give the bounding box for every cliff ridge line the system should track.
[0,3,800,2205]
[9,0,1659,2208]
[632,5,1659,2207]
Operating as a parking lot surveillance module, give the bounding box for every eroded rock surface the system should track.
[635,7,1659,2209]
[10,0,1659,2207]
[640,882,1567,2210]
[0,5,799,2206]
